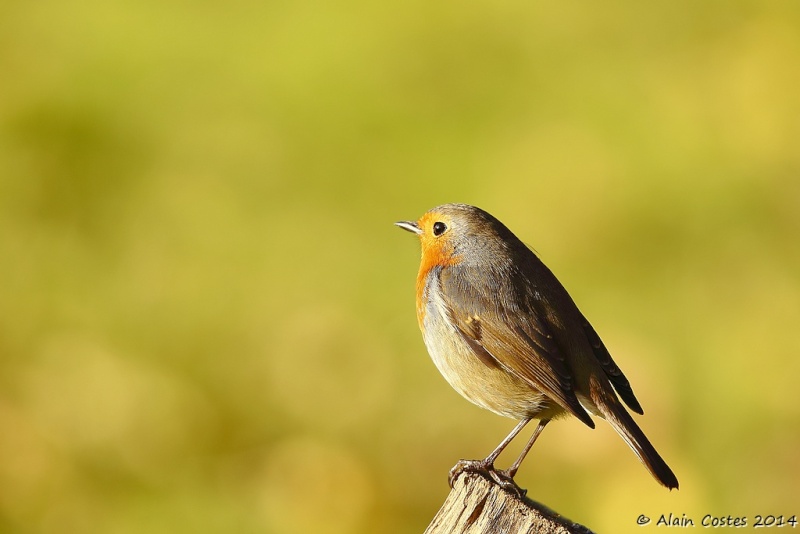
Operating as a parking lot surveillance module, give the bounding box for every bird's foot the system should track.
[448,459,492,487]
[492,468,527,498]
[448,460,527,498]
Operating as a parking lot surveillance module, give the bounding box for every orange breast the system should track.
[415,243,460,327]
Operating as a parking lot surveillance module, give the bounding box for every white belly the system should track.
[420,279,555,420]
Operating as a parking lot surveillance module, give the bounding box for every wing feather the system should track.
[440,268,595,428]
[580,317,643,414]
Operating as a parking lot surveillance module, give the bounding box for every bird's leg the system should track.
[448,418,531,488]
[496,419,550,481]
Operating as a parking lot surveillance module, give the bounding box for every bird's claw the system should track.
[490,469,527,498]
[449,459,491,487]
[448,460,527,498]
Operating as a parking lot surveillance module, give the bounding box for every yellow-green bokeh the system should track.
[1,1,798,532]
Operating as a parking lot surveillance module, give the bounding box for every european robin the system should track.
[396,203,678,491]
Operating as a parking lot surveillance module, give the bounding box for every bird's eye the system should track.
[432,222,447,236]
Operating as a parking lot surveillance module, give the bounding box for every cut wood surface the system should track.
[425,472,596,534]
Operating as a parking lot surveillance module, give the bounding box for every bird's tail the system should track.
[592,381,679,489]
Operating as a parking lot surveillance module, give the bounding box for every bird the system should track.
[395,203,678,491]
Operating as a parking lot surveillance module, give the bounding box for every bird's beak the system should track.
[395,220,422,235]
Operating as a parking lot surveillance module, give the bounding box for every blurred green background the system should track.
[1,0,799,532]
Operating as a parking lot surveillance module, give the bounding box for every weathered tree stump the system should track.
[425,472,595,534]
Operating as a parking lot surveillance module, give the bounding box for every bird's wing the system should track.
[439,268,595,428]
[580,316,643,414]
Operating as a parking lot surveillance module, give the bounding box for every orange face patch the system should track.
[414,211,462,324]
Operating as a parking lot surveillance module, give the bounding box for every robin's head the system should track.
[395,204,519,267]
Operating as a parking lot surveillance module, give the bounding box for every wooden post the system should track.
[425,472,596,534]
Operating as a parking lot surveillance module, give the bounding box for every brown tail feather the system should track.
[591,383,679,489]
